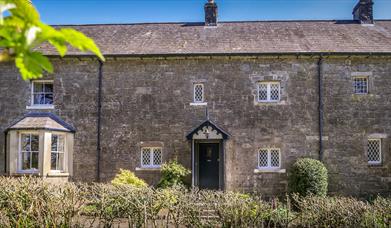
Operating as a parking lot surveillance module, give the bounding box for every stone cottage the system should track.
[0,0,390,196]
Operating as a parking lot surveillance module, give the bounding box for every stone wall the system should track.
[0,56,390,197]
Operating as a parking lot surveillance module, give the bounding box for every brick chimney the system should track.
[205,0,218,26]
[353,0,374,24]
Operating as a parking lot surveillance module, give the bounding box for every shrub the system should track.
[157,160,191,188]
[292,195,370,227]
[111,169,147,187]
[288,158,328,197]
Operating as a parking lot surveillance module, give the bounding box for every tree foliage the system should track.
[0,0,104,80]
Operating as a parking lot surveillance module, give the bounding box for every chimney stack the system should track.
[353,0,374,24]
[205,0,218,26]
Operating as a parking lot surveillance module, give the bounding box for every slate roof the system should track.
[37,20,391,56]
[5,113,76,133]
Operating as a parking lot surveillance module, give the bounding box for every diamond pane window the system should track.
[368,139,381,164]
[141,147,162,168]
[258,148,281,169]
[257,82,280,102]
[51,134,65,171]
[193,83,204,103]
[32,81,54,105]
[19,133,39,171]
[353,77,368,94]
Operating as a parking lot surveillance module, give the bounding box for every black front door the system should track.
[199,143,219,189]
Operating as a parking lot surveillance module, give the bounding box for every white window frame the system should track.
[18,131,40,173]
[257,81,281,103]
[29,80,54,109]
[257,148,281,170]
[353,76,369,94]
[50,133,66,172]
[140,147,162,168]
[368,139,382,165]
[193,83,205,103]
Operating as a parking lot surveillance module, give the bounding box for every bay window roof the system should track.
[5,113,75,133]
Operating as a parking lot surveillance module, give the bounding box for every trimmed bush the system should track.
[157,160,191,188]
[288,158,328,197]
[111,169,147,187]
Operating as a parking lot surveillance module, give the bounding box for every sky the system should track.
[33,0,391,25]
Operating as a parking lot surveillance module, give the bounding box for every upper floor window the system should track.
[193,83,204,103]
[353,77,368,94]
[141,147,162,168]
[31,80,54,106]
[257,82,280,102]
[19,133,39,172]
[368,139,381,165]
[51,134,65,171]
[258,148,280,169]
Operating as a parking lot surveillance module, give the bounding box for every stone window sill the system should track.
[47,172,70,177]
[26,105,54,110]
[189,102,207,106]
[135,167,161,171]
[13,172,40,177]
[254,169,286,174]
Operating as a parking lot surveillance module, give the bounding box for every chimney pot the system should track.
[353,0,374,24]
[205,0,218,26]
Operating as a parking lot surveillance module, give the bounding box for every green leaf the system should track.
[9,0,40,24]
[15,51,53,80]
[60,28,105,61]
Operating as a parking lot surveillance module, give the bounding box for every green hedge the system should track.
[0,177,389,227]
[288,158,328,197]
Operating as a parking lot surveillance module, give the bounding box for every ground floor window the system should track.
[19,133,39,172]
[258,148,281,169]
[368,139,381,165]
[141,147,162,168]
[51,134,65,171]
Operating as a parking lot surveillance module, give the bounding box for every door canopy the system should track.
[186,120,229,140]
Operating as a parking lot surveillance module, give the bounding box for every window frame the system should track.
[353,76,369,94]
[18,131,40,173]
[257,81,281,103]
[30,80,54,107]
[140,147,163,169]
[257,148,281,170]
[193,83,205,103]
[367,138,382,165]
[50,133,66,172]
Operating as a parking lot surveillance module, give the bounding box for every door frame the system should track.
[192,139,224,190]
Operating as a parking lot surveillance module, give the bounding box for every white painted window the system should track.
[19,133,39,172]
[141,147,162,168]
[257,82,280,102]
[193,83,204,103]
[31,80,54,106]
[258,148,281,169]
[51,134,65,171]
[368,139,381,164]
[353,77,368,94]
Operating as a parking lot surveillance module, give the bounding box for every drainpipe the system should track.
[96,60,103,182]
[4,133,7,174]
[318,56,324,161]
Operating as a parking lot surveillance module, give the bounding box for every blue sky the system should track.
[33,0,391,25]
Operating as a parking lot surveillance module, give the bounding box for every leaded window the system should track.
[141,147,162,168]
[19,133,39,172]
[258,148,281,169]
[353,77,368,94]
[51,134,65,171]
[193,83,204,103]
[368,139,381,164]
[32,81,54,105]
[257,82,280,102]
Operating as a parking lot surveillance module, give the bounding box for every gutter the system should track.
[96,60,103,182]
[44,51,391,59]
[318,56,324,161]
